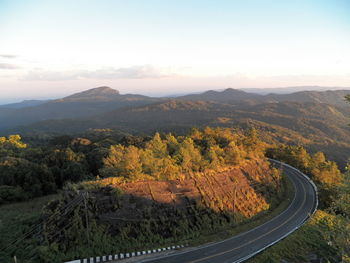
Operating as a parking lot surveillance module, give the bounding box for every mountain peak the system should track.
[62,86,120,101]
[94,86,120,94]
[222,88,246,93]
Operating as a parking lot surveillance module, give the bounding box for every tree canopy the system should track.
[100,127,265,181]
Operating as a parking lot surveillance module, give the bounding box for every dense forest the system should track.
[0,126,348,262]
[0,127,342,205]
[0,127,266,203]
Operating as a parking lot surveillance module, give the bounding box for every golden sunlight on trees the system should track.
[102,145,143,179]
[266,145,342,207]
[0,134,27,149]
[176,137,203,172]
[100,128,265,181]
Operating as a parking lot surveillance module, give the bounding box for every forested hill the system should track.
[2,86,350,168]
[266,89,350,107]
[1,86,350,132]
[178,88,265,102]
[11,99,350,168]
[0,87,164,131]
[178,88,350,106]
[0,100,50,109]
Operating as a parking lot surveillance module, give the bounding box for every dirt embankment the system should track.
[91,158,278,224]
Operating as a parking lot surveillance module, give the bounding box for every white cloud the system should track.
[0,63,20,69]
[83,65,168,79]
[0,54,17,59]
[22,65,169,81]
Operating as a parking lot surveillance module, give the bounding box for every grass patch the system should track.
[0,194,59,263]
[246,210,339,263]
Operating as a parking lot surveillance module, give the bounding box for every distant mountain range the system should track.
[0,100,50,109]
[2,86,350,132]
[241,86,348,95]
[2,86,350,167]
[178,87,350,107]
[0,86,164,131]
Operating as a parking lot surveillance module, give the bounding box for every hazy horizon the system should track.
[1,0,350,103]
[1,85,350,105]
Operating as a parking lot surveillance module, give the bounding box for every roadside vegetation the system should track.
[248,178,350,263]
[253,146,349,263]
[266,145,342,207]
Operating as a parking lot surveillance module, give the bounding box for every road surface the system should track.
[141,160,318,263]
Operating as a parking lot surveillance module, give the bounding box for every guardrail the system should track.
[234,159,319,263]
[64,244,186,263]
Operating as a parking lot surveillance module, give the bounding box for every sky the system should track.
[0,0,350,103]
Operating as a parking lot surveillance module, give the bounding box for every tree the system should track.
[224,141,242,165]
[102,145,144,179]
[205,145,225,170]
[0,157,56,199]
[0,134,27,158]
[312,152,326,163]
[165,134,179,155]
[145,133,168,158]
[175,138,203,172]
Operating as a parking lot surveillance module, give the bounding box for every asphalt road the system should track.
[141,160,318,263]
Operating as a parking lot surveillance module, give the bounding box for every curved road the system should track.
[142,160,318,263]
